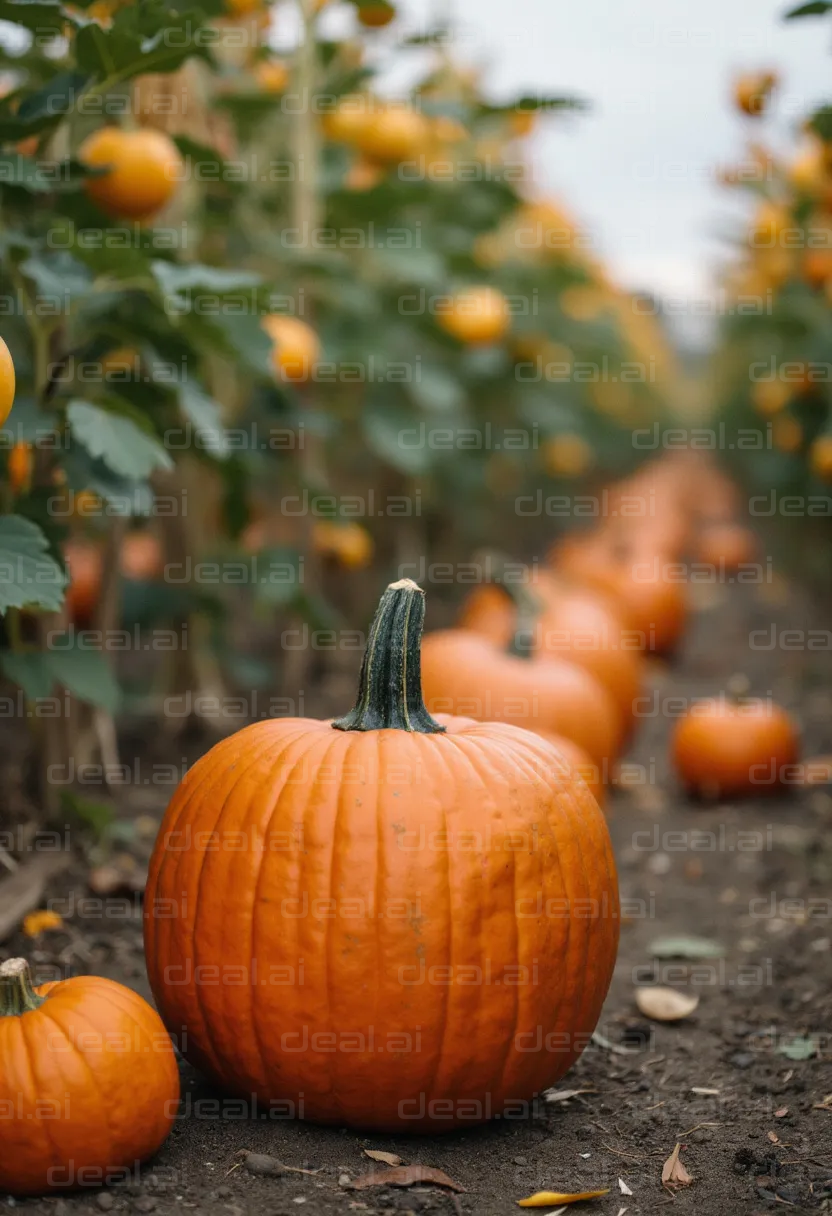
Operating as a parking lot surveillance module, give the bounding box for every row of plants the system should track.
[713,0,832,580]
[0,0,679,805]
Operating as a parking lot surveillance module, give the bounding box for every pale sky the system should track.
[319,0,831,316]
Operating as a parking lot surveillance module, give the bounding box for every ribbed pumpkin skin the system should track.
[0,975,179,1194]
[145,715,619,1132]
[419,631,622,768]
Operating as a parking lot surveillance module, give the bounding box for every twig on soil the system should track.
[601,1143,649,1162]
[676,1122,725,1136]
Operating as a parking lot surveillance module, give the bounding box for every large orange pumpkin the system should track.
[145,579,619,1132]
[0,958,179,1194]
[459,573,642,724]
[671,697,799,799]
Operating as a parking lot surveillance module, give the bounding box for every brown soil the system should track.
[3,576,832,1216]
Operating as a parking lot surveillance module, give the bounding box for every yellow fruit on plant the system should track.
[750,201,789,246]
[803,247,832,289]
[752,380,790,415]
[355,105,430,163]
[262,315,320,382]
[734,71,777,117]
[100,346,141,378]
[810,436,832,480]
[80,127,183,221]
[322,100,373,144]
[356,0,395,26]
[0,336,15,425]
[224,0,265,14]
[313,520,373,568]
[789,141,825,193]
[344,156,383,191]
[543,434,592,477]
[7,442,32,494]
[773,415,802,453]
[255,60,290,93]
[510,110,536,138]
[437,286,510,345]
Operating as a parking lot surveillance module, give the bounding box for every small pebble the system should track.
[512,1157,527,1165]
[134,1199,156,1213]
[96,1196,114,1212]
[339,1175,351,1187]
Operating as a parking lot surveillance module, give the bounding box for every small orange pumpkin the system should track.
[145,579,619,1132]
[459,571,642,725]
[64,540,103,626]
[671,697,799,799]
[420,628,622,768]
[551,530,686,655]
[694,523,757,571]
[0,958,179,1194]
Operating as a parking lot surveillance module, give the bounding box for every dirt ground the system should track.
[3,570,832,1216]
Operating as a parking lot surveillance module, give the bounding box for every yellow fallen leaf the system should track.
[22,909,64,937]
[517,1190,610,1207]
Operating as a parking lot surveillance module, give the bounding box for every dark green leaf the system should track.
[46,643,121,712]
[15,71,91,124]
[0,651,54,700]
[67,400,173,480]
[784,0,831,16]
[0,515,66,613]
[180,381,229,458]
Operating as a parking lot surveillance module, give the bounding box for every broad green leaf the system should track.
[151,260,262,301]
[15,71,92,125]
[46,644,121,713]
[0,0,62,32]
[0,516,66,613]
[67,401,173,480]
[0,651,55,700]
[180,382,230,458]
[20,252,92,300]
[408,364,465,413]
[0,155,92,194]
[784,0,831,16]
[649,935,725,960]
[204,312,274,377]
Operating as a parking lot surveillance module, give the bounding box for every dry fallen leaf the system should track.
[351,1166,464,1192]
[362,1150,403,1168]
[635,987,699,1022]
[517,1190,610,1207]
[661,1144,692,1190]
[767,1131,779,1144]
[774,1107,789,1118]
[618,1178,633,1196]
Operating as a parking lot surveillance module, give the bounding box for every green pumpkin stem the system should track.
[0,958,45,1016]
[333,578,445,734]
[471,550,545,660]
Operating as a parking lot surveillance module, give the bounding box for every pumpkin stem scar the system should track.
[0,958,46,1016]
[332,579,446,734]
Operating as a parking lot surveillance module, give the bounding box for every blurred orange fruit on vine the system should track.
[437,285,510,345]
[8,441,32,494]
[0,336,15,425]
[313,521,373,568]
[733,71,777,117]
[80,127,183,221]
[262,315,320,382]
